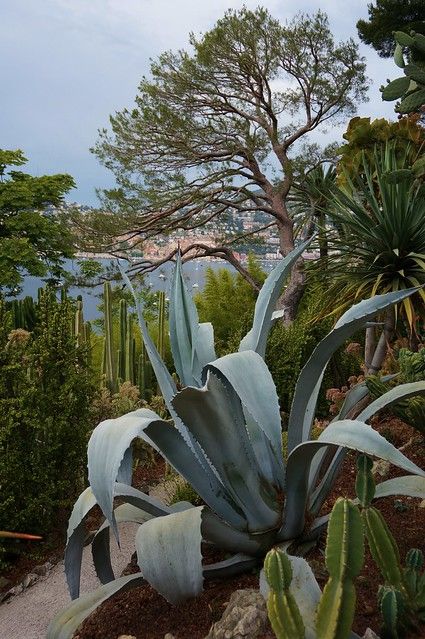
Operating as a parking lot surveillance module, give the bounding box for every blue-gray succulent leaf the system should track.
[204,350,285,488]
[47,574,145,639]
[92,503,154,587]
[135,506,204,604]
[287,288,418,454]
[65,481,171,600]
[172,370,281,531]
[239,238,314,357]
[281,419,425,540]
[143,416,248,530]
[119,260,215,471]
[201,509,276,556]
[87,408,171,543]
[358,381,425,423]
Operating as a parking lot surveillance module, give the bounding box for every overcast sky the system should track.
[1,0,398,205]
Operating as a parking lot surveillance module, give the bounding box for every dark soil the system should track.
[75,416,425,639]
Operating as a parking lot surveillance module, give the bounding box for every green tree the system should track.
[0,149,75,293]
[83,7,368,320]
[356,0,425,58]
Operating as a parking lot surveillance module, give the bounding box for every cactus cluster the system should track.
[381,30,425,118]
[100,282,162,398]
[10,296,37,330]
[356,455,425,638]
[8,289,91,353]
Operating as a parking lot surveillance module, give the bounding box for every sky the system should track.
[0,0,398,205]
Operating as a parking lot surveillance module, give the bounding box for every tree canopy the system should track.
[81,7,368,318]
[0,149,75,293]
[357,0,425,58]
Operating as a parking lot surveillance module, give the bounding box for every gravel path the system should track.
[0,522,139,639]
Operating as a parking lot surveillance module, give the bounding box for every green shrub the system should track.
[0,290,96,561]
[168,480,203,507]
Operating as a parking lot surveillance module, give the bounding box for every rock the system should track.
[372,459,391,479]
[164,635,176,639]
[33,561,52,576]
[419,499,425,508]
[117,636,137,639]
[7,583,24,597]
[363,629,380,639]
[206,589,268,639]
[0,576,11,588]
[22,573,38,589]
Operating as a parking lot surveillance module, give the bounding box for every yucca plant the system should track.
[48,242,425,639]
[323,144,425,326]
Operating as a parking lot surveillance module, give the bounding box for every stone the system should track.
[22,573,38,589]
[7,583,24,597]
[164,635,176,639]
[419,499,425,508]
[372,459,391,479]
[206,589,268,639]
[363,629,381,639]
[117,636,137,639]
[33,561,52,576]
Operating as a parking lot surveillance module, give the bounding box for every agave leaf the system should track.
[195,322,216,372]
[66,482,171,599]
[260,552,321,639]
[201,509,274,556]
[358,381,425,423]
[118,262,177,403]
[172,370,280,530]
[169,253,216,386]
[308,448,347,516]
[92,503,154,586]
[374,475,425,500]
[87,408,172,541]
[205,350,284,484]
[119,261,216,473]
[135,506,204,604]
[47,573,145,639]
[239,238,313,357]
[281,419,425,539]
[143,417,248,530]
[307,382,372,513]
[65,487,98,600]
[287,289,417,454]
[307,376,402,515]
[203,553,259,578]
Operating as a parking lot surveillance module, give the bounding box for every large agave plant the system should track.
[48,242,425,638]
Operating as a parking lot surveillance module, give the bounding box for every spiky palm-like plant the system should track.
[48,242,425,639]
[323,144,425,333]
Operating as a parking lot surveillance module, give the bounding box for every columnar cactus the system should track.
[103,281,117,393]
[264,549,305,639]
[264,497,363,639]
